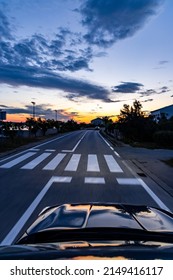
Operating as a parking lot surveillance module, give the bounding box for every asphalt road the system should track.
[0,130,173,244]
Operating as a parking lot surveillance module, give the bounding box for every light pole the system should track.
[31,102,36,119]
[55,110,57,121]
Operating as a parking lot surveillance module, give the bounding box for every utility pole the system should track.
[31,102,36,118]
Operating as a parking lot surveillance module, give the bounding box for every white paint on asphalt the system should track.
[137,178,171,212]
[0,132,81,164]
[99,132,121,158]
[0,152,36,168]
[99,133,112,148]
[117,178,140,185]
[104,155,123,173]
[122,160,171,212]
[62,131,88,152]
[43,153,66,170]
[65,154,81,171]
[85,177,105,184]
[114,151,120,158]
[87,154,100,172]
[21,153,51,170]
[0,176,72,245]
[52,176,72,183]
[31,133,73,149]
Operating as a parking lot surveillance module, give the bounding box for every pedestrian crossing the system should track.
[0,151,124,174]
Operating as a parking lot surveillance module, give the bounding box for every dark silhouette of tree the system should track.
[117,100,156,142]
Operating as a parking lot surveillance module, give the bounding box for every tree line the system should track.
[1,100,173,148]
[106,100,173,147]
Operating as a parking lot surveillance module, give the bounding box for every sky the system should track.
[0,0,173,123]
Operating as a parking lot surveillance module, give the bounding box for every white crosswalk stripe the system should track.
[87,154,100,172]
[65,154,81,171]
[0,152,124,175]
[43,153,66,170]
[21,153,51,170]
[104,155,123,173]
[0,152,36,168]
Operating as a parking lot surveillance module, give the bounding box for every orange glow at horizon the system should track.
[6,114,31,123]
[74,114,118,124]
[6,112,118,124]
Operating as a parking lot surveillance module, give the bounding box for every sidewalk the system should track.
[103,131,173,195]
[116,145,173,195]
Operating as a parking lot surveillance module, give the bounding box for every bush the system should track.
[153,131,173,147]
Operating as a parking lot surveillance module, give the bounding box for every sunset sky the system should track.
[0,0,173,123]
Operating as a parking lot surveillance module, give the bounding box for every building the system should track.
[91,117,104,126]
[150,104,173,121]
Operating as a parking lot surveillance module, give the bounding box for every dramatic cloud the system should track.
[79,0,164,47]
[112,82,143,93]
[140,86,170,96]
[2,104,76,121]
[159,86,170,93]
[112,82,170,98]
[0,65,111,102]
[140,89,157,96]
[0,25,93,72]
[0,10,13,40]
[141,98,153,103]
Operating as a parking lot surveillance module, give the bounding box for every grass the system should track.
[0,135,51,153]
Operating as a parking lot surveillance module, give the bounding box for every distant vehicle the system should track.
[95,126,100,130]
[1,203,173,259]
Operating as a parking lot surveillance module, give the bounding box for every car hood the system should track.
[26,203,173,235]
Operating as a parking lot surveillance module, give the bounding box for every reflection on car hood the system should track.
[26,203,173,235]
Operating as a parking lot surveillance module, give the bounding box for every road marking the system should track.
[21,153,51,170]
[137,178,171,212]
[65,154,81,171]
[62,131,88,152]
[53,176,72,183]
[114,151,120,158]
[104,155,123,173]
[99,132,121,158]
[45,149,56,152]
[87,154,100,172]
[43,153,66,170]
[85,177,105,184]
[31,133,73,149]
[0,176,72,245]
[99,132,112,148]
[0,152,36,168]
[117,178,140,185]
[122,160,171,212]
[29,148,40,152]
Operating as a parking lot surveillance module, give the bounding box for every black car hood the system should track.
[26,203,173,235]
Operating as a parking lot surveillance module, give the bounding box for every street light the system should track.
[55,110,57,121]
[31,102,36,118]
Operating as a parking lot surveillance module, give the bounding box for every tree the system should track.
[25,117,40,137]
[101,116,113,133]
[117,100,156,142]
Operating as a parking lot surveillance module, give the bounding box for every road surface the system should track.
[0,130,173,244]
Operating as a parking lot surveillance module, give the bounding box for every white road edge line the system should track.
[99,132,121,158]
[122,160,171,212]
[0,176,72,245]
[114,151,120,158]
